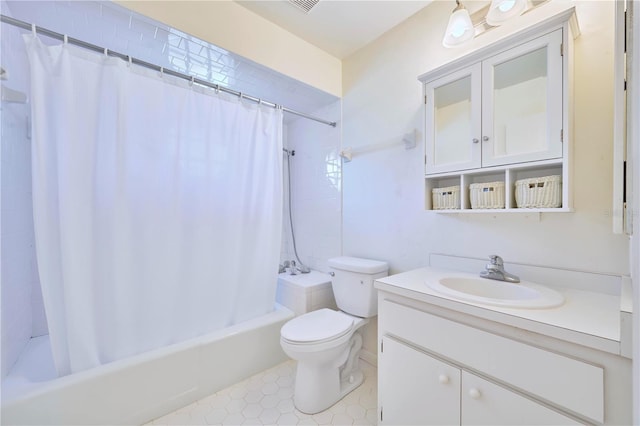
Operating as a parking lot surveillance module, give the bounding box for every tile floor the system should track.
[149,360,378,425]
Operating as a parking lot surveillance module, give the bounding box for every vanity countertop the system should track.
[375,267,628,356]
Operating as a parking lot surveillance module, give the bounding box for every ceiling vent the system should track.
[287,0,319,14]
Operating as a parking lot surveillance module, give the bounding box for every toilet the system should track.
[280,256,388,414]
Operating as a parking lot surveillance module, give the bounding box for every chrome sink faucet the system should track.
[480,255,520,283]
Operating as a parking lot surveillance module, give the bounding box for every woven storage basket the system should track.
[515,175,562,208]
[432,185,460,210]
[469,181,505,209]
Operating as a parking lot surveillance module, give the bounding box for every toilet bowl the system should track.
[279,256,388,414]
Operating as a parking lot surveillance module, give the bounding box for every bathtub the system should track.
[1,305,294,425]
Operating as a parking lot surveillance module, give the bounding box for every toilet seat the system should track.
[281,309,354,345]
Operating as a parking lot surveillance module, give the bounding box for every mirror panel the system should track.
[492,47,547,158]
[434,75,472,166]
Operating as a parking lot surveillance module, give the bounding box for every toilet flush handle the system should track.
[329,272,335,277]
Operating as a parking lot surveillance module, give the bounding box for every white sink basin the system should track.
[426,276,564,309]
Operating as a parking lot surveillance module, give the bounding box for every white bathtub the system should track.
[1,305,293,425]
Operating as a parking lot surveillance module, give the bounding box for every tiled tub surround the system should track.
[148,359,378,426]
[0,7,46,379]
[1,306,293,425]
[280,101,342,274]
[276,271,337,317]
[3,1,338,117]
[374,254,632,425]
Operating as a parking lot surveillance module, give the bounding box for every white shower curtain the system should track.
[25,36,283,376]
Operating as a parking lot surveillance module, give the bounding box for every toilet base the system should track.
[339,368,364,400]
[293,363,365,414]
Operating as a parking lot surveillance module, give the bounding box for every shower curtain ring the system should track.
[215,84,220,94]
[63,34,68,45]
[31,23,37,36]
[104,48,109,57]
[128,56,132,67]
[190,76,195,87]
[160,67,164,77]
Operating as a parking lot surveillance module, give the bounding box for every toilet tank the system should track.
[327,256,388,318]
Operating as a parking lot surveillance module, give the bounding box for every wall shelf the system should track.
[425,159,570,213]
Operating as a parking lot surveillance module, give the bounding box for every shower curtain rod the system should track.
[0,14,337,128]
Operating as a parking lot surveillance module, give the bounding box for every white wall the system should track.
[342,0,629,277]
[281,101,342,273]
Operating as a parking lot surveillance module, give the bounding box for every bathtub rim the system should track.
[1,303,293,405]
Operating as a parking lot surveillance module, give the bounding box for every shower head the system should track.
[283,148,295,156]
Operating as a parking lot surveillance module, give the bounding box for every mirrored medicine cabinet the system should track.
[420,8,579,212]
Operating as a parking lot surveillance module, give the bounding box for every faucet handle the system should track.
[288,260,298,275]
[489,255,503,266]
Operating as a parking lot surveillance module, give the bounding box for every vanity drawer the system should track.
[381,299,604,423]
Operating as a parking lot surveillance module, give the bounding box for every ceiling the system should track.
[234,0,434,59]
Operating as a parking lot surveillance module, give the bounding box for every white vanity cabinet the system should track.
[379,337,579,426]
[421,8,579,212]
[377,297,606,425]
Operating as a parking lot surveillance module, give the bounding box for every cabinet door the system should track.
[481,29,564,167]
[379,337,460,425]
[461,371,581,425]
[425,63,482,174]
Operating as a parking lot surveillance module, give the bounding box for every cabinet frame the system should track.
[424,64,482,174]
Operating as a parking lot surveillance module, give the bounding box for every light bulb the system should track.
[499,0,516,12]
[486,0,527,26]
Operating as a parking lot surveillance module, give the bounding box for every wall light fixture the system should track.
[442,0,540,48]
[442,0,475,48]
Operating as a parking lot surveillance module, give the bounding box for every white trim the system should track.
[613,0,627,234]
[629,1,640,423]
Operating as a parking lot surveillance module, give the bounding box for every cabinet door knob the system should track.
[438,374,449,384]
[469,388,481,399]
[482,136,489,142]
[472,138,479,144]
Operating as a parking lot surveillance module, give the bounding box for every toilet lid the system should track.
[281,309,354,344]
